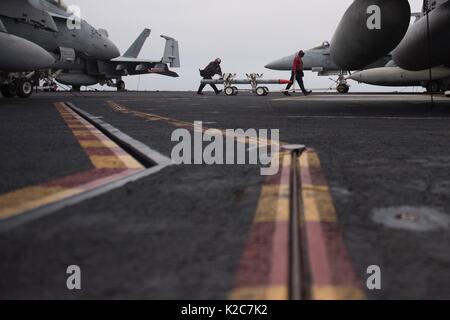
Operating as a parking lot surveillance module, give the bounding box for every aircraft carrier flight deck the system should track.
[1,91,449,300]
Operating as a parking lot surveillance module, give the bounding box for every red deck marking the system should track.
[299,149,365,300]
[0,103,146,220]
[229,153,291,300]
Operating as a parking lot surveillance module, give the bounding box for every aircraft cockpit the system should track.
[43,0,68,10]
[313,41,330,50]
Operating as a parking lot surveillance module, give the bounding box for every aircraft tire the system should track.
[16,79,33,98]
[72,85,81,92]
[0,83,17,98]
[426,81,440,93]
[263,87,269,96]
[337,84,349,94]
[231,87,239,95]
[117,80,126,91]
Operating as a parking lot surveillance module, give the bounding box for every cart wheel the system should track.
[232,87,239,95]
[225,87,234,96]
[256,87,266,96]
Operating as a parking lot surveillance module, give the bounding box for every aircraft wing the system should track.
[109,58,179,77]
[111,57,159,63]
[108,32,180,78]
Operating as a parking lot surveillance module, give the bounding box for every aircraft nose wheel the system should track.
[426,81,439,93]
[16,79,34,98]
[337,83,350,94]
[117,80,126,91]
[0,82,18,98]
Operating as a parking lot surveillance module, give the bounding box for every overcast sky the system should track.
[66,0,424,92]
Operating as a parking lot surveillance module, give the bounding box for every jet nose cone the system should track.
[99,37,120,60]
[108,40,121,59]
[265,54,295,71]
[265,58,284,70]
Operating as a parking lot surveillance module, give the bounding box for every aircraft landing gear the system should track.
[426,81,440,93]
[16,79,33,98]
[72,85,81,92]
[336,71,350,94]
[117,80,126,91]
[337,83,350,94]
[0,82,18,98]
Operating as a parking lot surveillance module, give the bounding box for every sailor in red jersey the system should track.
[284,50,312,96]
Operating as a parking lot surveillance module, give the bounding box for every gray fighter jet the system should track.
[0,0,180,98]
[267,0,450,94]
[265,41,391,93]
[347,1,450,92]
[330,0,450,92]
[338,0,450,92]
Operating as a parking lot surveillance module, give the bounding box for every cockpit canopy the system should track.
[312,41,330,50]
[44,0,67,10]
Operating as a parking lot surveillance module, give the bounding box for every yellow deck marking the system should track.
[300,151,338,223]
[0,103,145,221]
[106,101,283,148]
[299,150,366,300]
[254,153,291,223]
[55,103,144,171]
[78,140,117,148]
[229,153,291,301]
[229,286,287,301]
[0,187,82,219]
[312,285,366,300]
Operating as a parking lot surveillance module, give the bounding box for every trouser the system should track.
[197,76,220,94]
[285,72,308,95]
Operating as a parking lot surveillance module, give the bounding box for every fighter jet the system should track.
[265,41,391,93]
[0,0,180,98]
[268,0,450,94]
[55,30,180,92]
[330,0,450,88]
[338,0,450,93]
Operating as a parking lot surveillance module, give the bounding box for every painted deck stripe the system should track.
[229,149,365,300]
[106,101,281,148]
[229,152,291,300]
[107,100,363,300]
[56,103,143,170]
[299,149,365,300]
[0,103,146,221]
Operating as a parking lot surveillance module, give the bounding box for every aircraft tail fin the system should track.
[123,28,151,58]
[160,35,180,68]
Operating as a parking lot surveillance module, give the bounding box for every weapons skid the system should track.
[201,73,292,96]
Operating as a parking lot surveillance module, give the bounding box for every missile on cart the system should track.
[201,79,291,85]
[200,73,292,96]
